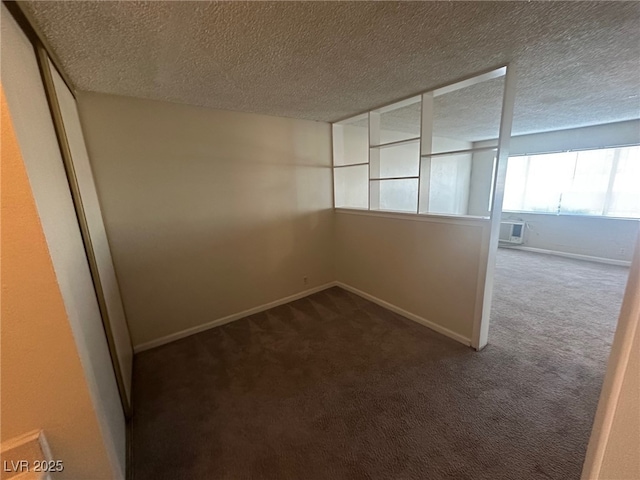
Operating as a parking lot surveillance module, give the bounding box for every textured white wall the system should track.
[77,92,334,348]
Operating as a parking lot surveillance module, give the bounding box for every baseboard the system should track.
[335,282,472,347]
[133,282,338,353]
[134,280,472,353]
[501,245,632,267]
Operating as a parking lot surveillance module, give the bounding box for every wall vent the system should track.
[499,221,525,244]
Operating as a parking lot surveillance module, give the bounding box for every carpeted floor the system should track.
[132,249,630,479]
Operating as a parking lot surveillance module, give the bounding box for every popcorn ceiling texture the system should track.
[22,1,640,138]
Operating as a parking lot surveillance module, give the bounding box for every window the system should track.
[503,146,640,218]
[332,67,508,217]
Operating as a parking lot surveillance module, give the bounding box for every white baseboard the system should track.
[501,245,631,267]
[335,282,472,347]
[134,282,338,353]
[134,280,472,352]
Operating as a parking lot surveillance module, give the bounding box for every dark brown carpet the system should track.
[132,249,629,479]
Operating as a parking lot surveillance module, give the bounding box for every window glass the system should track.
[370,141,420,179]
[333,116,368,166]
[502,156,528,211]
[609,146,640,217]
[503,146,640,218]
[431,75,504,154]
[334,164,368,208]
[560,150,612,215]
[372,97,421,146]
[421,152,473,215]
[331,68,509,218]
[504,153,573,213]
[370,178,418,213]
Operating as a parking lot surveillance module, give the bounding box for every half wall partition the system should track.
[332,66,517,349]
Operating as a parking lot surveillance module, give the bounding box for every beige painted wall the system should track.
[1,7,125,477]
[334,210,488,341]
[599,326,640,478]
[1,87,117,479]
[77,92,334,348]
[582,233,640,480]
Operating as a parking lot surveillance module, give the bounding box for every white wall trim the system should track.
[335,282,472,347]
[334,207,489,227]
[500,245,632,267]
[133,282,338,352]
[135,280,472,353]
[472,223,492,350]
[1,430,43,453]
[0,430,53,471]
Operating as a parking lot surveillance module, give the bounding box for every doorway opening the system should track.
[487,137,638,470]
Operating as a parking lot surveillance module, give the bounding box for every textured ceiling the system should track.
[21,1,640,139]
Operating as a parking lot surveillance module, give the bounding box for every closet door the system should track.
[42,53,133,414]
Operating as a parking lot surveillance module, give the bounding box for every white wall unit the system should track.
[499,221,525,244]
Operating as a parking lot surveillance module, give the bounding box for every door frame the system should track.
[4,0,133,417]
[471,64,518,350]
